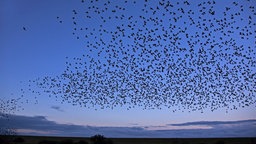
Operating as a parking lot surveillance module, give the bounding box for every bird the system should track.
[17,0,256,112]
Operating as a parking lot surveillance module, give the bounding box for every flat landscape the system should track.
[0,135,255,144]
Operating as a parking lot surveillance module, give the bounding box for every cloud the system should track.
[50,106,64,112]
[170,119,256,126]
[1,113,255,138]
[166,120,256,138]
[0,114,148,137]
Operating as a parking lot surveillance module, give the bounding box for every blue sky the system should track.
[1,0,256,138]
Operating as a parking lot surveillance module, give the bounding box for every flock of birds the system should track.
[19,0,256,112]
[0,98,19,135]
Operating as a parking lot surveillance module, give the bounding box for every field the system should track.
[0,135,255,144]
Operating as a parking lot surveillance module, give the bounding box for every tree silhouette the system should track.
[90,135,113,144]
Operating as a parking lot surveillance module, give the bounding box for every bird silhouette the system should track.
[17,0,256,112]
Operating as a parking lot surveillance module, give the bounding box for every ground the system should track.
[0,135,255,144]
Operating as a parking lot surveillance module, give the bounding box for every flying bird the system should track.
[20,0,256,112]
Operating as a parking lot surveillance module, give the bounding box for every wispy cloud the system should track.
[169,119,256,126]
[1,114,255,138]
[50,106,64,112]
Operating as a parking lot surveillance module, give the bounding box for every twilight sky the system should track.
[0,0,256,138]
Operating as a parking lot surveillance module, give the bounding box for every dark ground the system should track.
[0,135,255,144]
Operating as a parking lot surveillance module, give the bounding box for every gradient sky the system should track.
[0,0,256,138]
